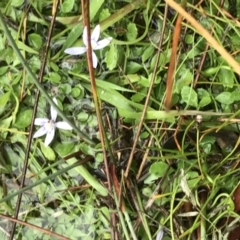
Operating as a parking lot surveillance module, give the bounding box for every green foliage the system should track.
[105,44,118,70]
[215,92,234,104]
[1,0,240,239]
[40,142,56,161]
[99,9,111,22]
[126,23,138,41]
[11,0,24,7]
[28,33,43,50]
[61,0,75,13]
[0,91,11,115]
[181,86,198,108]
[14,109,33,128]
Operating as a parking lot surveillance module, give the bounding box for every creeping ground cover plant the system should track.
[64,24,112,68]
[2,0,240,239]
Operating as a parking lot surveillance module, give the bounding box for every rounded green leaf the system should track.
[199,97,211,107]
[54,142,74,156]
[218,68,234,88]
[71,87,81,97]
[61,0,75,13]
[215,92,234,104]
[99,9,111,22]
[181,86,198,108]
[14,109,33,128]
[149,162,170,177]
[40,142,56,161]
[28,33,42,50]
[126,23,138,41]
[45,72,61,84]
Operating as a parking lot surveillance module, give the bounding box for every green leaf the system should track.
[175,69,193,93]
[99,9,111,22]
[77,112,89,122]
[197,88,211,107]
[202,66,220,77]
[28,33,42,50]
[215,92,234,104]
[232,90,240,102]
[218,68,234,88]
[54,142,74,156]
[126,61,142,74]
[0,91,11,115]
[149,162,170,177]
[105,44,118,70]
[11,0,24,7]
[0,91,10,106]
[67,158,108,196]
[71,87,81,97]
[186,171,200,188]
[138,76,150,87]
[11,132,27,145]
[59,83,72,94]
[126,23,138,41]
[17,41,38,54]
[61,0,75,13]
[45,72,61,83]
[199,97,211,107]
[197,88,209,98]
[82,83,133,111]
[40,142,56,161]
[181,86,198,108]
[144,162,173,184]
[0,116,13,139]
[131,91,146,102]
[140,131,149,139]
[62,24,83,51]
[185,34,194,44]
[14,109,33,128]
[0,66,8,75]
[142,46,154,62]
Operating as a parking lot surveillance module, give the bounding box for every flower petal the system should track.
[33,126,48,138]
[44,128,55,146]
[91,25,101,42]
[82,26,88,47]
[51,97,58,121]
[64,47,87,55]
[92,51,98,68]
[55,121,73,130]
[34,118,48,126]
[94,37,112,50]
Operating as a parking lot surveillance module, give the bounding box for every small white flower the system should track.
[33,98,72,146]
[64,24,112,68]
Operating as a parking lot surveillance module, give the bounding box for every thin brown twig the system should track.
[80,0,111,190]
[9,1,60,239]
[164,0,187,109]
[81,0,116,238]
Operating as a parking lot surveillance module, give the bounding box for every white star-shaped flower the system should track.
[33,97,72,146]
[64,24,112,68]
